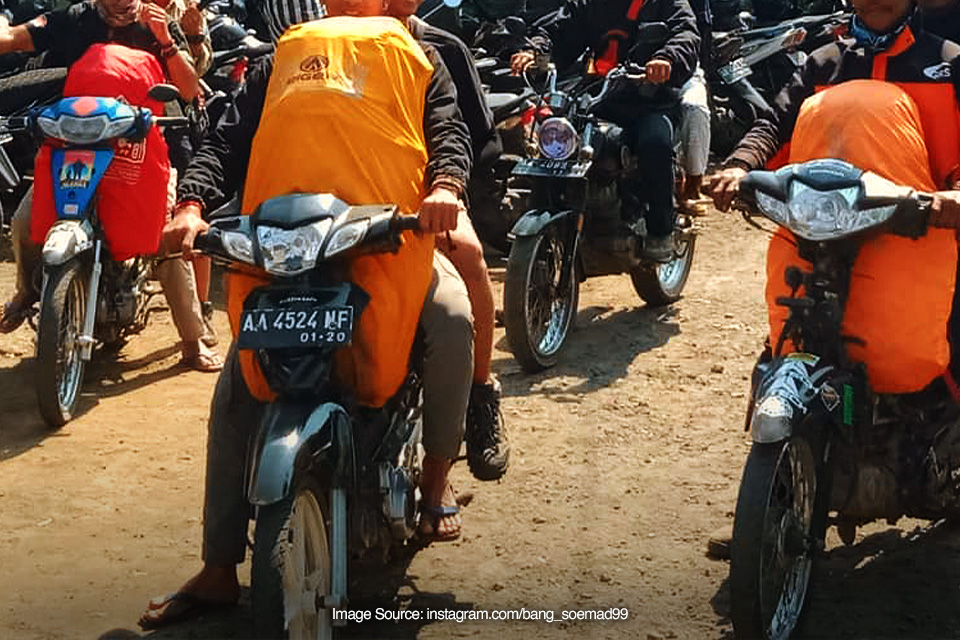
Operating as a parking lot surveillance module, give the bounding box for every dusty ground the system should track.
[2,211,960,640]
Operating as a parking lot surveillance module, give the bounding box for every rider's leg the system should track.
[419,251,473,537]
[139,346,257,626]
[1,187,39,332]
[630,111,676,261]
[678,67,711,212]
[155,256,221,371]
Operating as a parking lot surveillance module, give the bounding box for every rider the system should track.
[705,0,960,559]
[677,0,711,215]
[139,0,476,628]
[0,0,221,371]
[512,0,701,262]
[387,0,511,481]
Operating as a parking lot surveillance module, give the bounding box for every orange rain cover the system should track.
[766,80,957,393]
[229,17,436,406]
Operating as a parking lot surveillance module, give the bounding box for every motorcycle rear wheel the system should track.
[503,229,579,372]
[730,439,817,640]
[35,259,87,428]
[630,233,696,307]
[252,481,334,640]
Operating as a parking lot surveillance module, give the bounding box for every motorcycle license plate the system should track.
[238,305,355,349]
[718,57,752,84]
[513,158,590,178]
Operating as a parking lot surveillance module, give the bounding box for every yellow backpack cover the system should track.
[227,16,436,406]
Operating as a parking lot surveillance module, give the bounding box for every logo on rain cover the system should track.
[923,62,952,80]
[299,55,329,73]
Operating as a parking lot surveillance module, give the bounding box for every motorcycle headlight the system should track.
[756,184,897,241]
[324,219,370,258]
[37,114,133,144]
[221,230,255,264]
[257,219,332,276]
[537,117,578,160]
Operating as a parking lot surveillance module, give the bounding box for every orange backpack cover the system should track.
[229,17,436,406]
[766,80,957,393]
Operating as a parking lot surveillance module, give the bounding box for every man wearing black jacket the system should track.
[390,0,512,483]
[514,0,701,261]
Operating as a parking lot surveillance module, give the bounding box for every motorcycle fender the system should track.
[42,220,94,266]
[248,402,352,506]
[509,209,574,238]
[748,354,834,444]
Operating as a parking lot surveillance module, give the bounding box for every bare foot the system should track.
[419,455,462,541]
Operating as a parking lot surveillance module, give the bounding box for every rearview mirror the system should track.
[147,84,182,103]
[633,22,669,45]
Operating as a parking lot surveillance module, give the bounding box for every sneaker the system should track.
[466,377,510,481]
[200,301,218,348]
[643,234,674,263]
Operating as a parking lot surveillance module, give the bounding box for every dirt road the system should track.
[2,212,960,640]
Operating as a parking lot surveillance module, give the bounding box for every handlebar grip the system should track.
[391,215,421,232]
[153,116,189,128]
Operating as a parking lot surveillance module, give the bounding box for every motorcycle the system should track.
[502,28,697,371]
[195,195,427,639]
[4,85,188,427]
[729,159,960,638]
[709,10,848,155]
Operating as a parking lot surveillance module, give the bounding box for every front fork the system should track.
[78,239,103,360]
[558,212,584,291]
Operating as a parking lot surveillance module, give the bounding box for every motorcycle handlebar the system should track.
[153,116,190,128]
[391,214,422,232]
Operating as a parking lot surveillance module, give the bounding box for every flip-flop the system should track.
[418,504,462,543]
[180,350,223,372]
[138,591,235,630]
[0,300,31,334]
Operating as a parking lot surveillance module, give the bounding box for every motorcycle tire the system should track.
[730,439,817,640]
[252,479,335,640]
[0,67,66,116]
[503,229,579,372]
[35,259,87,428]
[630,234,696,307]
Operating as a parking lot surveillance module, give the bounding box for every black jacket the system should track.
[177,42,472,214]
[409,16,502,171]
[917,1,960,45]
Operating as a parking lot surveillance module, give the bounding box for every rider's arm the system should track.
[422,46,472,198]
[0,17,36,54]
[649,0,700,88]
[163,23,201,102]
[176,55,273,214]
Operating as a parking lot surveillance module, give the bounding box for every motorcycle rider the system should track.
[677,0,711,215]
[0,0,222,371]
[139,0,476,627]
[388,0,510,481]
[511,0,701,262]
[705,0,960,559]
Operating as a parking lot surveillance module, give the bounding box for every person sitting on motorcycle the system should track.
[704,0,960,559]
[387,0,510,481]
[677,0,711,215]
[138,0,476,628]
[511,0,701,262]
[0,0,222,371]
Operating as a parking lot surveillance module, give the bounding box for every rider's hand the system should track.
[645,58,672,84]
[180,2,203,37]
[511,50,536,76]
[707,166,749,212]
[419,185,461,234]
[140,1,173,47]
[929,191,960,229]
[164,203,208,260]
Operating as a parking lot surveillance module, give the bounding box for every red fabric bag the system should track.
[31,43,170,261]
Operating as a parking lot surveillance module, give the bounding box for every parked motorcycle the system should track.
[709,10,848,155]
[502,32,697,371]
[195,195,426,639]
[3,85,188,427]
[729,159,960,638]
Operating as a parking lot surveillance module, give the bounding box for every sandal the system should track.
[418,504,462,543]
[138,591,236,630]
[180,348,223,373]
[0,299,32,334]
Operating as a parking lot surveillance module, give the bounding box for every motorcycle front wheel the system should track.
[503,228,579,372]
[730,438,818,640]
[253,481,334,639]
[35,259,87,428]
[630,233,696,307]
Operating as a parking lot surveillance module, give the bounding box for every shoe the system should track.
[465,377,510,481]
[706,525,732,560]
[643,234,674,263]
